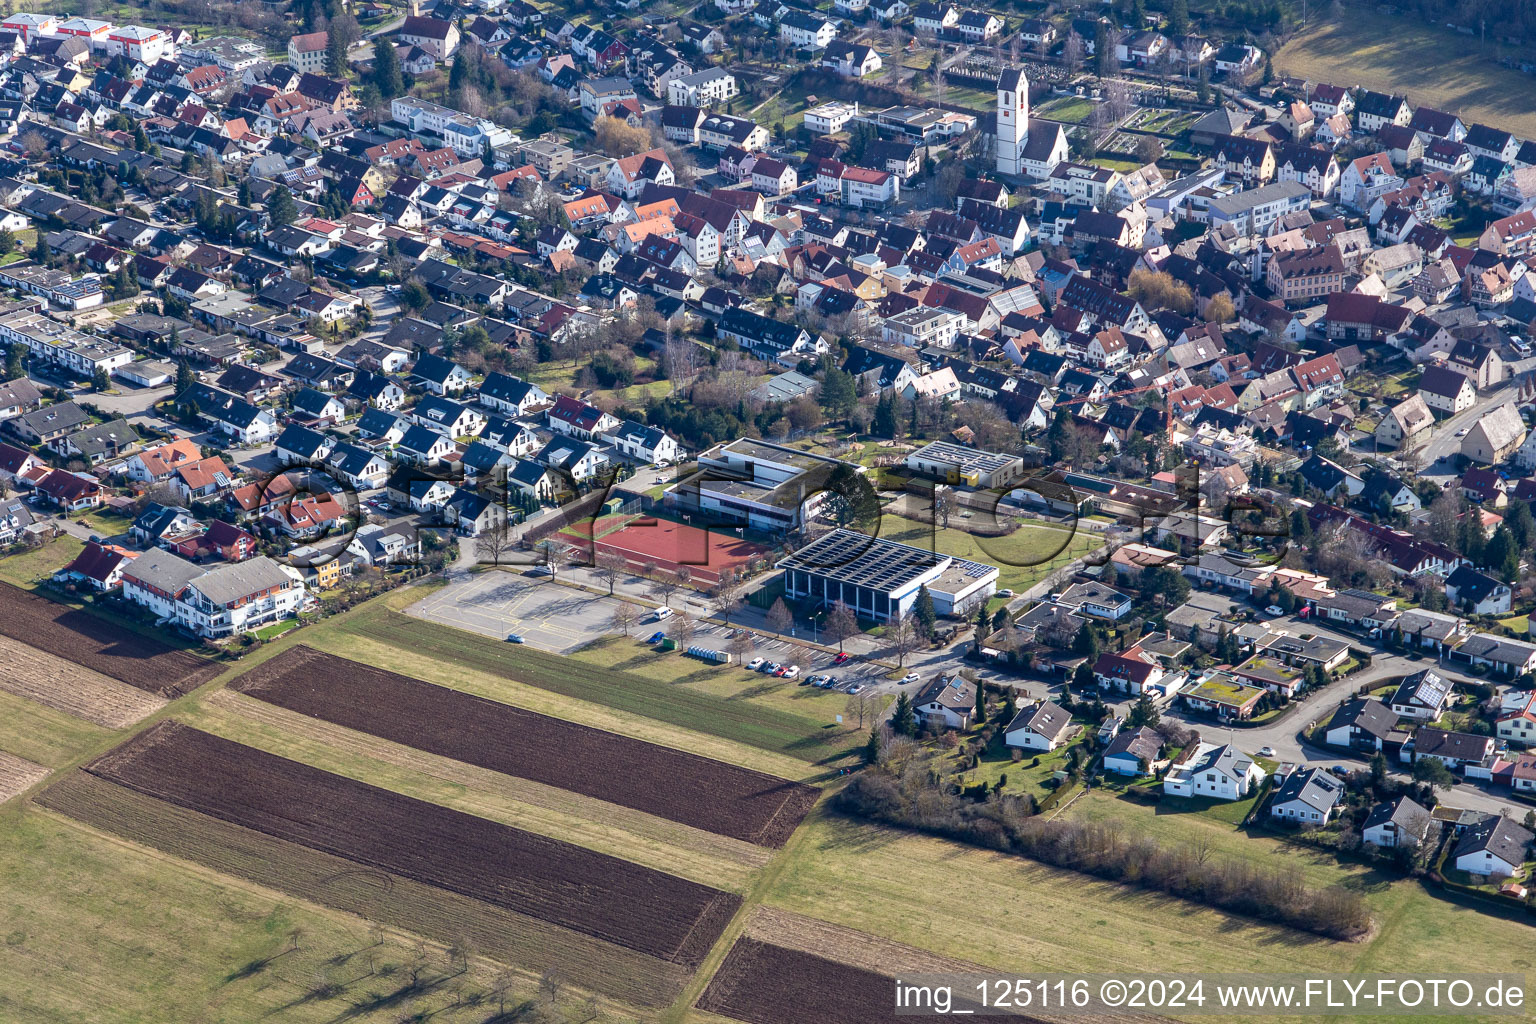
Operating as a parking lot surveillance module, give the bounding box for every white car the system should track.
[1264,604,1284,617]
[997,589,1014,598]
[782,665,800,679]
[653,606,673,622]
[1455,427,1468,436]
[901,671,920,684]
[747,657,765,670]
[1258,746,1276,757]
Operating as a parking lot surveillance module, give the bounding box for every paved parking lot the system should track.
[407,569,629,653]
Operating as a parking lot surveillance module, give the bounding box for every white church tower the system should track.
[995,67,1028,176]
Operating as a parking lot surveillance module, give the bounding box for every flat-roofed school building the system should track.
[777,527,998,621]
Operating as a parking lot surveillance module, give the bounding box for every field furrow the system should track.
[0,751,48,803]
[0,635,167,728]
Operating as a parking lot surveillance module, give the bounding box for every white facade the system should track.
[995,69,1028,177]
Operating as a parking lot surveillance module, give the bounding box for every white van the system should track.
[653,606,673,622]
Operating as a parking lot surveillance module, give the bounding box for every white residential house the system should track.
[1002,700,1075,751]
[1162,742,1266,800]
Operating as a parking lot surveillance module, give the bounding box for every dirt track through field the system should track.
[86,722,741,967]
[232,646,822,847]
[0,584,219,697]
[0,751,48,803]
[0,636,167,727]
[39,770,687,1008]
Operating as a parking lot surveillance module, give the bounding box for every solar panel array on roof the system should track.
[778,528,945,590]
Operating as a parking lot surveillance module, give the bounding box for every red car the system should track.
[832,652,850,665]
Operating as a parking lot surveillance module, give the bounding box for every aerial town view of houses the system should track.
[4,0,1536,1018]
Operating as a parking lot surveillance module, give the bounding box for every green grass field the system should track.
[1277,14,1536,142]
[878,514,1103,594]
[0,688,111,769]
[762,803,1536,1022]
[0,536,83,589]
[0,807,569,1024]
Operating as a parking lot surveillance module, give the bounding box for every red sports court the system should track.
[563,514,771,587]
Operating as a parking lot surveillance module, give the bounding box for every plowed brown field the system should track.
[0,635,166,727]
[232,646,821,846]
[86,722,741,967]
[0,584,218,697]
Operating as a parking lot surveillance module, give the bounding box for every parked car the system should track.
[782,665,800,679]
[901,671,920,684]
[818,676,837,688]
[772,665,787,677]
[832,651,850,664]
[765,662,781,674]
[1258,746,1275,757]
[847,683,864,694]
[1330,765,1351,778]
[646,631,667,643]
[1264,605,1284,617]
[997,589,1014,598]
[747,657,765,670]
[504,633,524,644]
[801,674,820,686]
[653,606,673,621]
[526,566,552,577]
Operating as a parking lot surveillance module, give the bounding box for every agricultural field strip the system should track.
[85,722,741,967]
[232,647,821,848]
[0,751,49,803]
[196,689,771,891]
[37,771,686,1009]
[0,583,219,697]
[310,620,818,781]
[699,934,1174,1024]
[347,608,852,764]
[0,635,166,728]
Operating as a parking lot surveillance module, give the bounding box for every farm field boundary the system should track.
[349,607,855,763]
[0,751,48,803]
[232,646,820,847]
[38,770,686,1009]
[0,634,167,728]
[194,688,772,891]
[85,722,741,967]
[0,583,219,697]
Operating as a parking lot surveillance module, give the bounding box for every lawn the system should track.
[960,737,1077,801]
[1034,96,1098,124]
[1276,14,1536,142]
[0,807,569,1024]
[250,618,302,641]
[877,514,1102,594]
[0,536,83,589]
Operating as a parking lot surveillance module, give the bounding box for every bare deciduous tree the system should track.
[824,601,859,653]
[651,571,681,608]
[611,600,641,635]
[593,550,628,594]
[671,609,697,646]
[766,597,793,635]
[888,612,920,667]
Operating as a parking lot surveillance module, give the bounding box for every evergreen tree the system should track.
[891,692,917,737]
[238,180,253,207]
[872,392,897,437]
[1073,623,1101,658]
[1168,0,1189,37]
[913,584,936,636]
[0,229,14,256]
[325,29,348,78]
[1505,499,1536,552]
[862,727,881,763]
[449,50,469,95]
[92,366,110,391]
[4,342,22,379]
[372,36,405,100]
[1370,751,1388,788]
[973,680,986,725]
[819,366,856,418]
[1127,693,1160,728]
[1002,687,1018,723]
[133,123,148,151]
[176,359,194,394]
[1095,22,1114,78]
[266,185,298,227]
[30,233,49,264]
[1484,524,1520,582]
